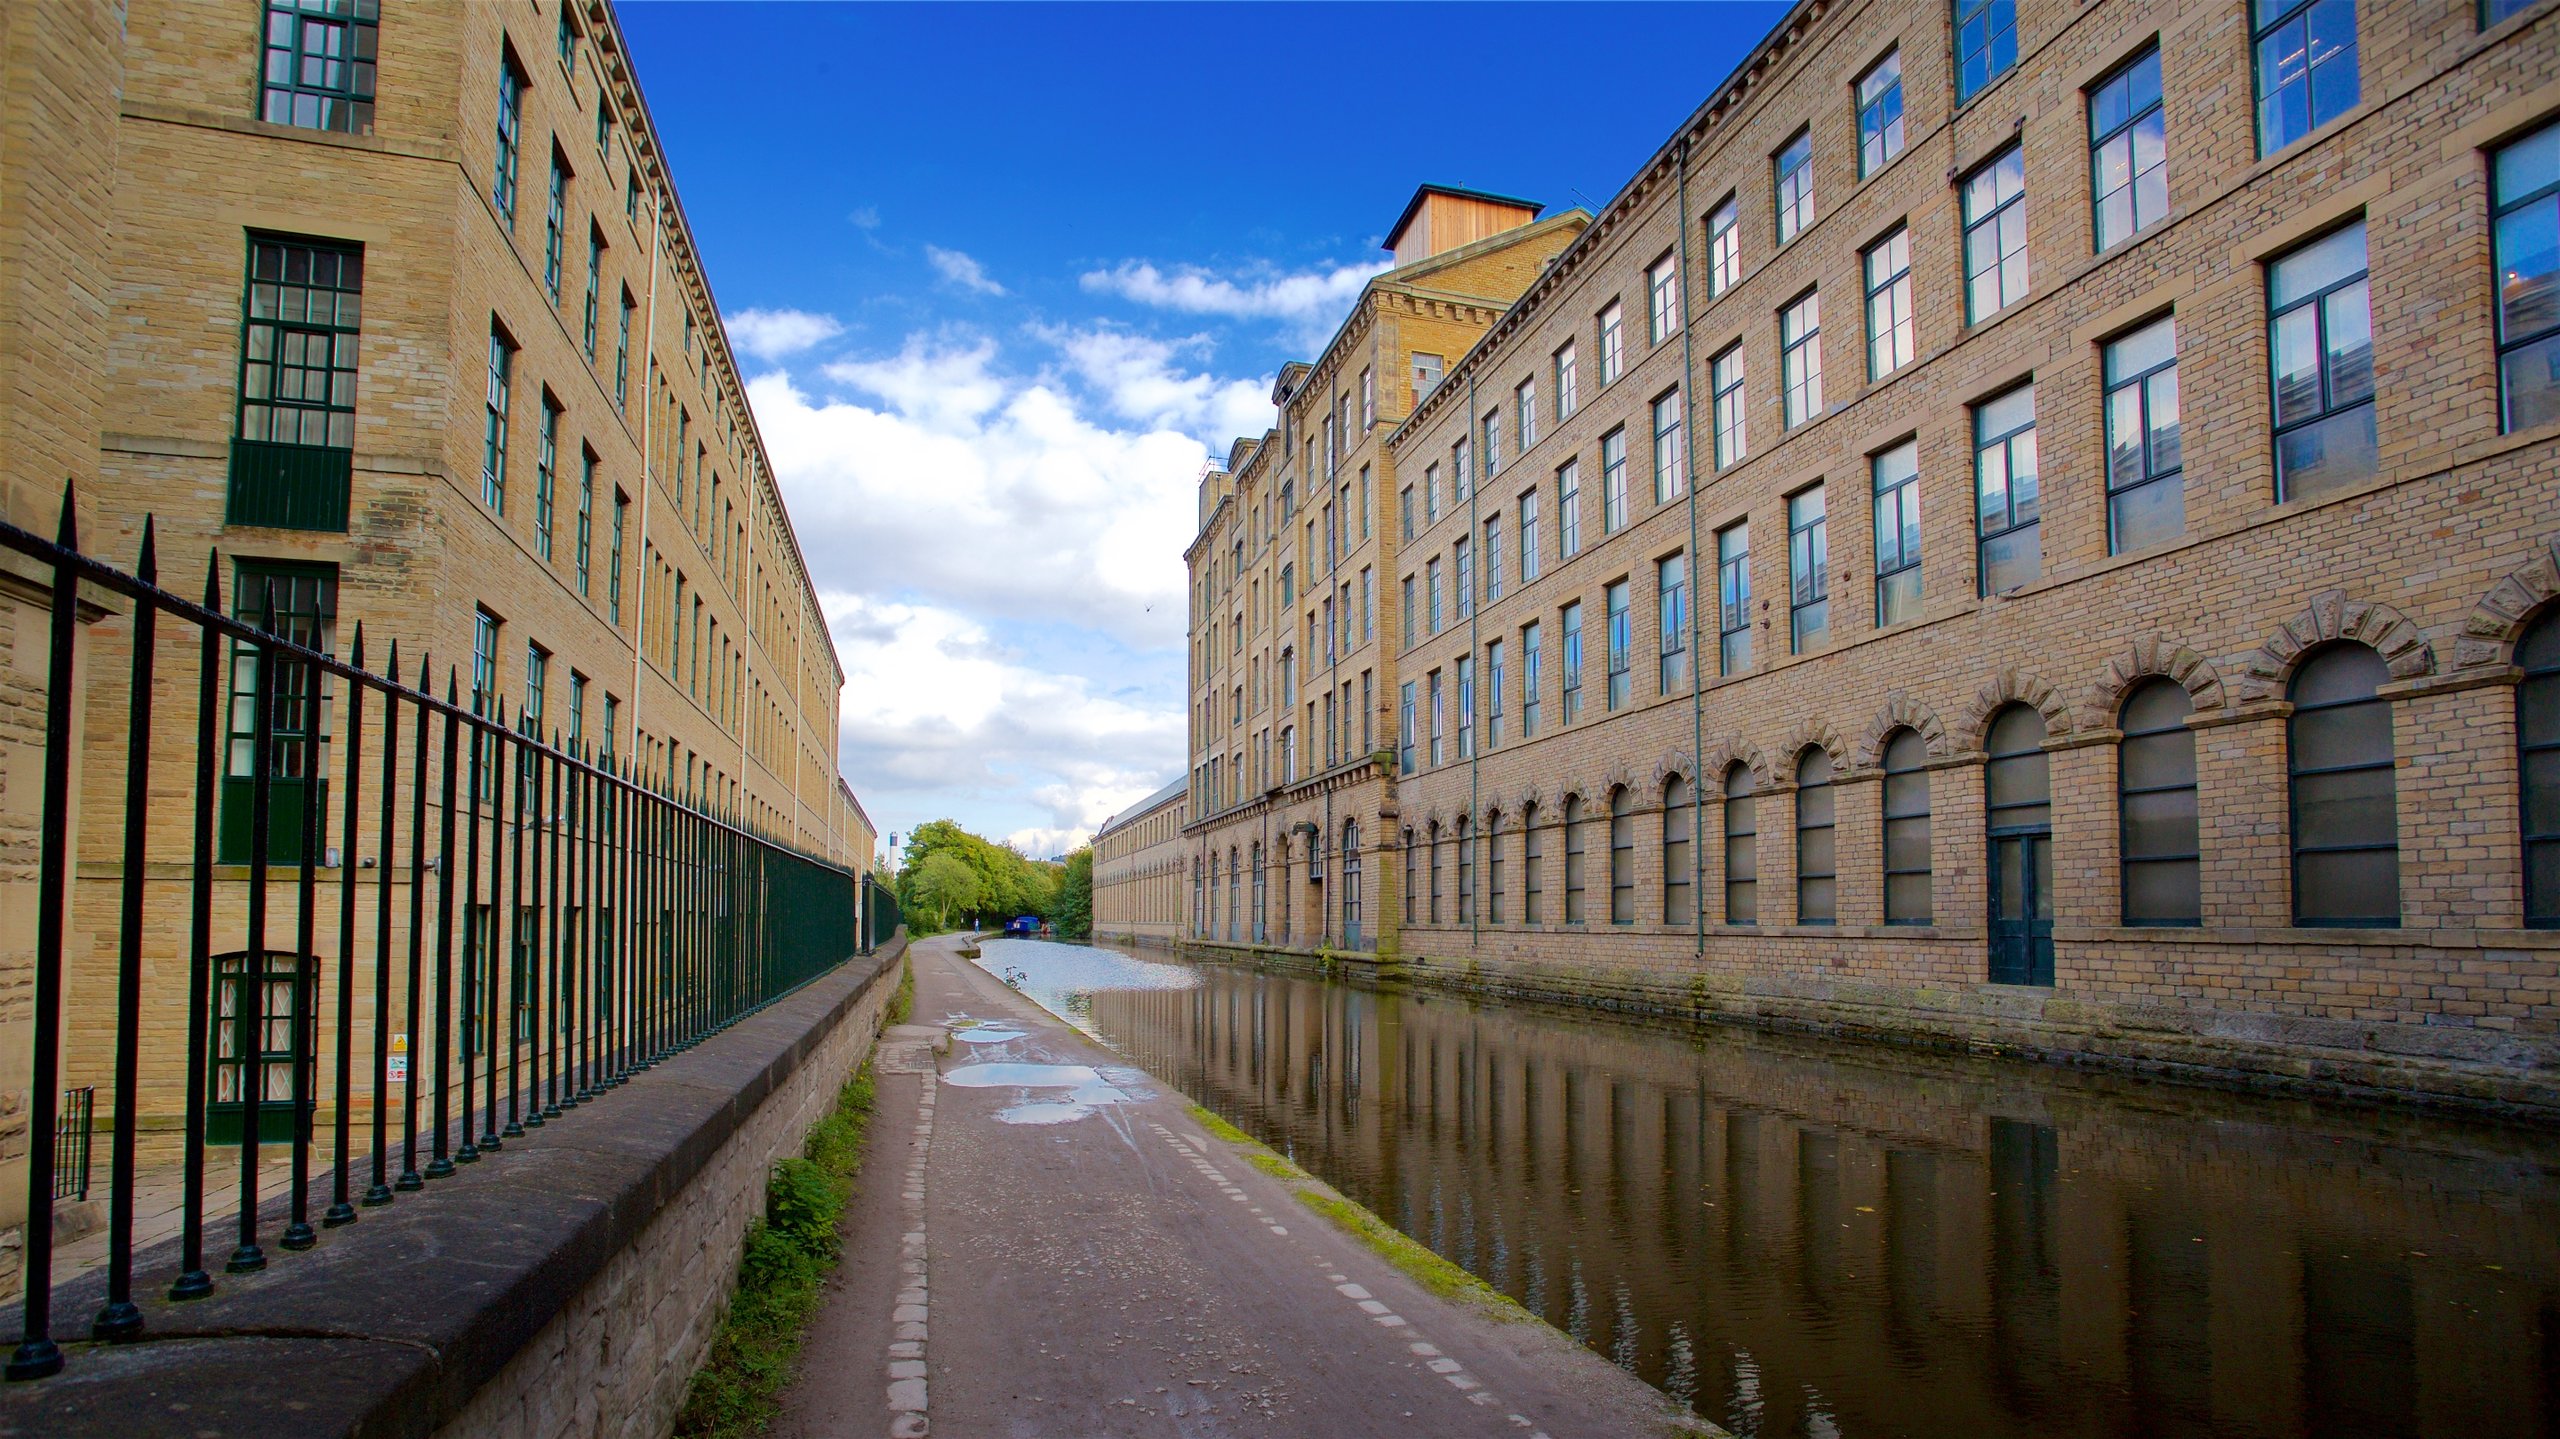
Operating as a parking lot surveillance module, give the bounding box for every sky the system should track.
[616,1,1790,861]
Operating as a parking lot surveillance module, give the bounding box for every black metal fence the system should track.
[1,492,866,1380]
[50,1091,92,1205]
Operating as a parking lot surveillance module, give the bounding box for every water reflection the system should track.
[988,940,2560,1438]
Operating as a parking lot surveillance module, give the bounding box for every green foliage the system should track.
[893,818,1064,933]
[675,1061,880,1439]
[1051,847,1093,940]
[885,958,914,1027]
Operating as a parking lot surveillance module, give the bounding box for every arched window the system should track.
[1796,750,1836,923]
[1402,828,1417,925]
[1486,812,1506,924]
[1342,822,1364,946]
[1882,730,1931,924]
[2289,643,2398,925]
[1227,846,1241,941]
[1522,802,1545,924]
[1250,841,1266,942]
[1428,821,1444,924]
[2119,678,2199,925]
[1192,857,1204,937]
[1664,776,1695,926]
[1563,796,1588,923]
[1724,766,1757,924]
[2524,613,2560,926]
[1609,787,1636,924]
[1274,838,1290,943]
[1456,816,1474,923]
[1985,705,2053,983]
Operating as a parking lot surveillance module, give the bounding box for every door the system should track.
[1987,829,2053,985]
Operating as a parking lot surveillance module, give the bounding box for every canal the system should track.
[970,936,2560,1439]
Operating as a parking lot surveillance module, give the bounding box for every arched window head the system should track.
[1608,787,1636,925]
[1723,766,1757,925]
[1882,730,1931,924]
[1663,775,1695,927]
[1796,750,1836,923]
[2118,679,2198,925]
[2288,643,2397,926]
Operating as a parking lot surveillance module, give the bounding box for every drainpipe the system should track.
[1464,364,1480,949]
[1675,133,1707,958]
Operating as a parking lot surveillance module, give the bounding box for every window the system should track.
[1342,823,1364,945]
[221,562,338,862]
[1360,366,1375,429]
[2268,221,2376,501]
[2255,0,2359,155]
[1519,491,1542,582]
[1599,301,1625,385]
[1652,390,1686,502]
[1608,789,1636,924]
[1724,768,1758,924]
[625,173,641,226]
[601,694,618,763]
[1414,352,1445,401]
[1480,415,1501,483]
[1858,51,1906,177]
[1986,705,2054,984]
[1486,639,1506,749]
[1399,680,1417,773]
[261,0,378,133]
[1402,576,1416,649]
[471,607,501,715]
[1711,343,1747,469]
[1872,441,1922,627]
[1426,557,1443,633]
[1717,523,1752,676]
[615,290,634,412]
[2488,0,2538,24]
[1963,147,2030,321]
[1555,342,1579,420]
[1663,776,1696,926]
[1563,796,1588,923]
[233,237,362,531]
[583,230,604,360]
[608,490,626,625]
[1865,228,1915,379]
[1956,0,2019,102]
[1521,620,1543,738]
[1775,130,1815,244]
[2493,121,2560,432]
[576,449,595,594]
[1523,802,1546,923]
[1601,429,1629,533]
[493,54,526,223]
[2104,316,2184,552]
[1975,385,2041,593]
[1605,581,1632,711]
[1456,656,1476,758]
[534,396,560,561]
[1788,485,1828,653]
[1456,820,1473,923]
[1561,600,1585,723]
[1400,833,1416,925]
[1425,463,1441,523]
[2091,49,2168,252]
[1428,670,1444,766]
[1707,196,1741,297]
[1882,730,1932,923]
[1486,813,1506,923]
[1401,485,1415,540]
[1782,291,1823,428]
[2289,643,2398,925]
[523,642,550,739]
[1558,460,1583,557]
[544,154,570,302]
[1517,379,1538,451]
[1649,252,1682,342]
[1658,554,1689,693]
[483,326,515,512]
[2120,679,2200,925]
[1484,516,1504,601]
[2521,613,2560,925]
[1797,750,1836,923]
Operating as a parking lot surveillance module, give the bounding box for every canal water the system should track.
[969,937,2560,1439]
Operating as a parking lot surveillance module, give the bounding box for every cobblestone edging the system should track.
[0,935,908,1439]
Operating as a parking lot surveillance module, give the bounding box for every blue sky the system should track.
[617,1,1788,858]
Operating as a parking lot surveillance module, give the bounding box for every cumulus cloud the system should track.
[1081,257,1390,324]
[925,245,1006,296]
[1037,326,1271,443]
[726,307,844,362]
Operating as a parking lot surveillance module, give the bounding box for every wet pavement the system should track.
[777,933,1709,1439]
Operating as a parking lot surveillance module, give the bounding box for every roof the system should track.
[1093,777,1189,842]
[1384,184,1546,254]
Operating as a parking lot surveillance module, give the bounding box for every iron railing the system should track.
[51,1090,92,1204]
[2,490,862,1379]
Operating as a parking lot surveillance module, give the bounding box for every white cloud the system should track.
[926,245,1006,296]
[1037,326,1270,443]
[849,206,882,230]
[726,307,844,362]
[1081,257,1390,324]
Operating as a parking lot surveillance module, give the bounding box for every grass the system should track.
[674,1058,880,1439]
[887,954,914,1026]
[1182,1104,1526,1321]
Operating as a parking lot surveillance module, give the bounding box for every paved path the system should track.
[779,934,1712,1439]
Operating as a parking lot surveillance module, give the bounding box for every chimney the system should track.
[1384,185,1544,267]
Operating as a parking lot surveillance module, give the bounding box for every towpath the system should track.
[777,932,1711,1439]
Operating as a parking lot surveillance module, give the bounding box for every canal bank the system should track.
[776,934,1713,1439]
[1011,934,2560,1439]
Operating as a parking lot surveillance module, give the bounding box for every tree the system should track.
[907,851,981,933]
[1051,848,1093,940]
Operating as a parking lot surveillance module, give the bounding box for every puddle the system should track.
[944,1060,1149,1125]
[953,1028,1029,1045]
[944,1062,1102,1088]
[996,1101,1095,1125]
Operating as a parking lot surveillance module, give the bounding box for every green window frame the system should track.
[220,561,337,864]
[583,231,604,360]
[535,396,559,561]
[493,53,526,223]
[1955,0,2017,103]
[206,951,317,1144]
[609,491,626,624]
[2493,119,2560,433]
[260,0,377,134]
[232,236,361,531]
[483,325,514,511]
[576,450,596,594]
[544,153,569,302]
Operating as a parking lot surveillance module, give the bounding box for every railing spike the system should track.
[348,623,365,670]
[200,550,222,608]
[136,517,157,585]
[55,480,77,550]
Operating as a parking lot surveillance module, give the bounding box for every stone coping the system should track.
[0,935,906,1439]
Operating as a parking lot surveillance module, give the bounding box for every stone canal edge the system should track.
[774,933,1719,1439]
